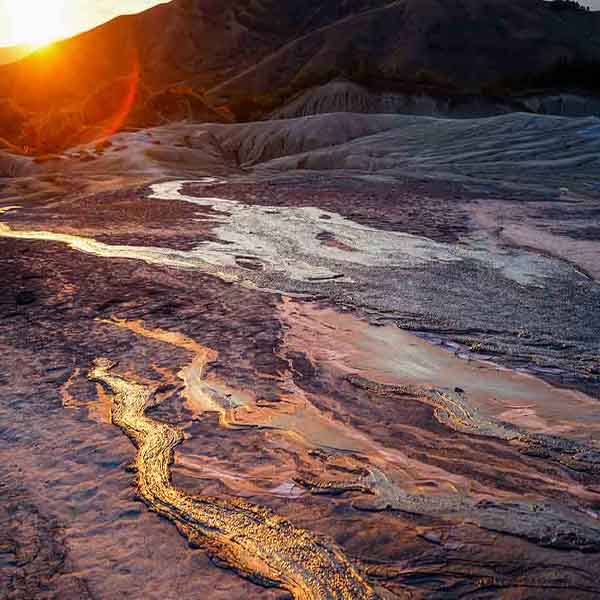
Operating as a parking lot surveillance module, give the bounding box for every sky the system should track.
[0,0,170,47]
[0,0,598,47]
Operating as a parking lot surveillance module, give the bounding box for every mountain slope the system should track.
[208,0,600,101]
[0,44,33,65]
[0,0,599,153]
[0,0,384,110]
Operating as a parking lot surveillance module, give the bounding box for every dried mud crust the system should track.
[1,182,220,252]
[1,214,600,598]
[0,237,308,599]
[180,178,600,399]
[347,375,600,476]
[281,356,600,597]
[0,467,92,600]
[0,237,377,598]
[0,235,287,398]
[183,177,472,244]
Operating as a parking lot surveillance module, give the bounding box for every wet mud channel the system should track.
[1,174,600,599]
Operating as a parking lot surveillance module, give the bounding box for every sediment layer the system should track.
[347,375,600,475]
[88,358,377,600]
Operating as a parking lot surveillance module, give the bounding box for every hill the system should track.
[0,44,33,65]
[0,0,599,153]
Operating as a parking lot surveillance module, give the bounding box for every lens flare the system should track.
[101,51,140,140]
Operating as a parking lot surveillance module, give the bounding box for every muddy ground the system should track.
[1,113,600,599]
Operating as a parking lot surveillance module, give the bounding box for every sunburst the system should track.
[4,0,68,47]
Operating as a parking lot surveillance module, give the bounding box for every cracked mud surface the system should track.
[1,162,600,599]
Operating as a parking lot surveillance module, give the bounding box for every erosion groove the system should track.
[297,463,600,552]
[431,389,600,473]
[347,375,600,474]
[88,358,376,600]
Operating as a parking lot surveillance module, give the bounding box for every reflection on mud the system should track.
[88,356,376,600]
[280,301,600,549]
[97,318,232,422]
[92,311,600,559]
[280,300,600,440]
[0,212,237,280]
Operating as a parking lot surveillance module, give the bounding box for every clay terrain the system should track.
[2,1,600,599]
[1,108,600,599]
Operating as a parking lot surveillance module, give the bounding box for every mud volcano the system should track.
[1,112,600,599]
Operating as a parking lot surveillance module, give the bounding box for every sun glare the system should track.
[5,0,68,47]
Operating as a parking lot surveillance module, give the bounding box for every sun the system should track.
[5,0,68,47]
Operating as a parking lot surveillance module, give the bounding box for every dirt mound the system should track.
[201,112,404,165]
[273,80,600,120]
[272,79,522,120]
[258,112,600,194]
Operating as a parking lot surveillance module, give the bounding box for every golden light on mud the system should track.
[86,322,377,600]
[4,0,68,47]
